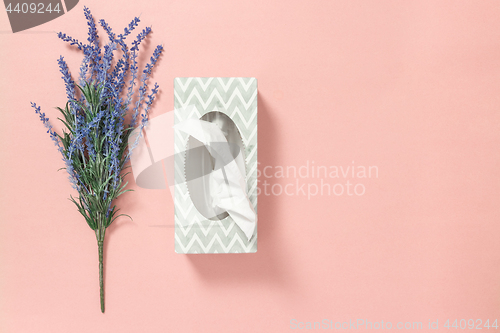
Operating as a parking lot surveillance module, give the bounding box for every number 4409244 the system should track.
[444,319,498,329]
[6,3,61,14]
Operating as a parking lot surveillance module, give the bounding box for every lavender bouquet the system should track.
[31,7,162,313]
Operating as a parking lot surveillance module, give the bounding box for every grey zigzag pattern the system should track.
[174,77,258,253]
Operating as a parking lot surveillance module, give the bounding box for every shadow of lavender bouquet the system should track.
[31,7,163,313]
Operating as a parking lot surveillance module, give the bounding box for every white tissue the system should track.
[174,118,257,241]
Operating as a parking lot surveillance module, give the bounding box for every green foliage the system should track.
[56,83,133,231]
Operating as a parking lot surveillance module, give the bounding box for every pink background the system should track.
[2,0,500,332]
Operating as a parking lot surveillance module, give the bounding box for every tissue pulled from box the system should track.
[174,118,256,241]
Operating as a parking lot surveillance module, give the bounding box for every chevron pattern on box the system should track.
[174,77,258,253]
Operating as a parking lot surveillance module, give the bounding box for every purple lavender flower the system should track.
[141,82,160,128]
[33,7,163,313]
[125,27,152,109]
[57,56,79,113]
[31,102,58,145]
[31,102,79,189]
[78,46,92,86]
[98,41,117,90]
[130,44,163,128]
[99,19,116,42]
[57,32,84,50]
[119,17,141,40]
[83,7,101,80]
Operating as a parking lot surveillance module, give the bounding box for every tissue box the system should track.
[174,77,258,253]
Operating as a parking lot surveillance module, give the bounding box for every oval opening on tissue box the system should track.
[184,111,246,221]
